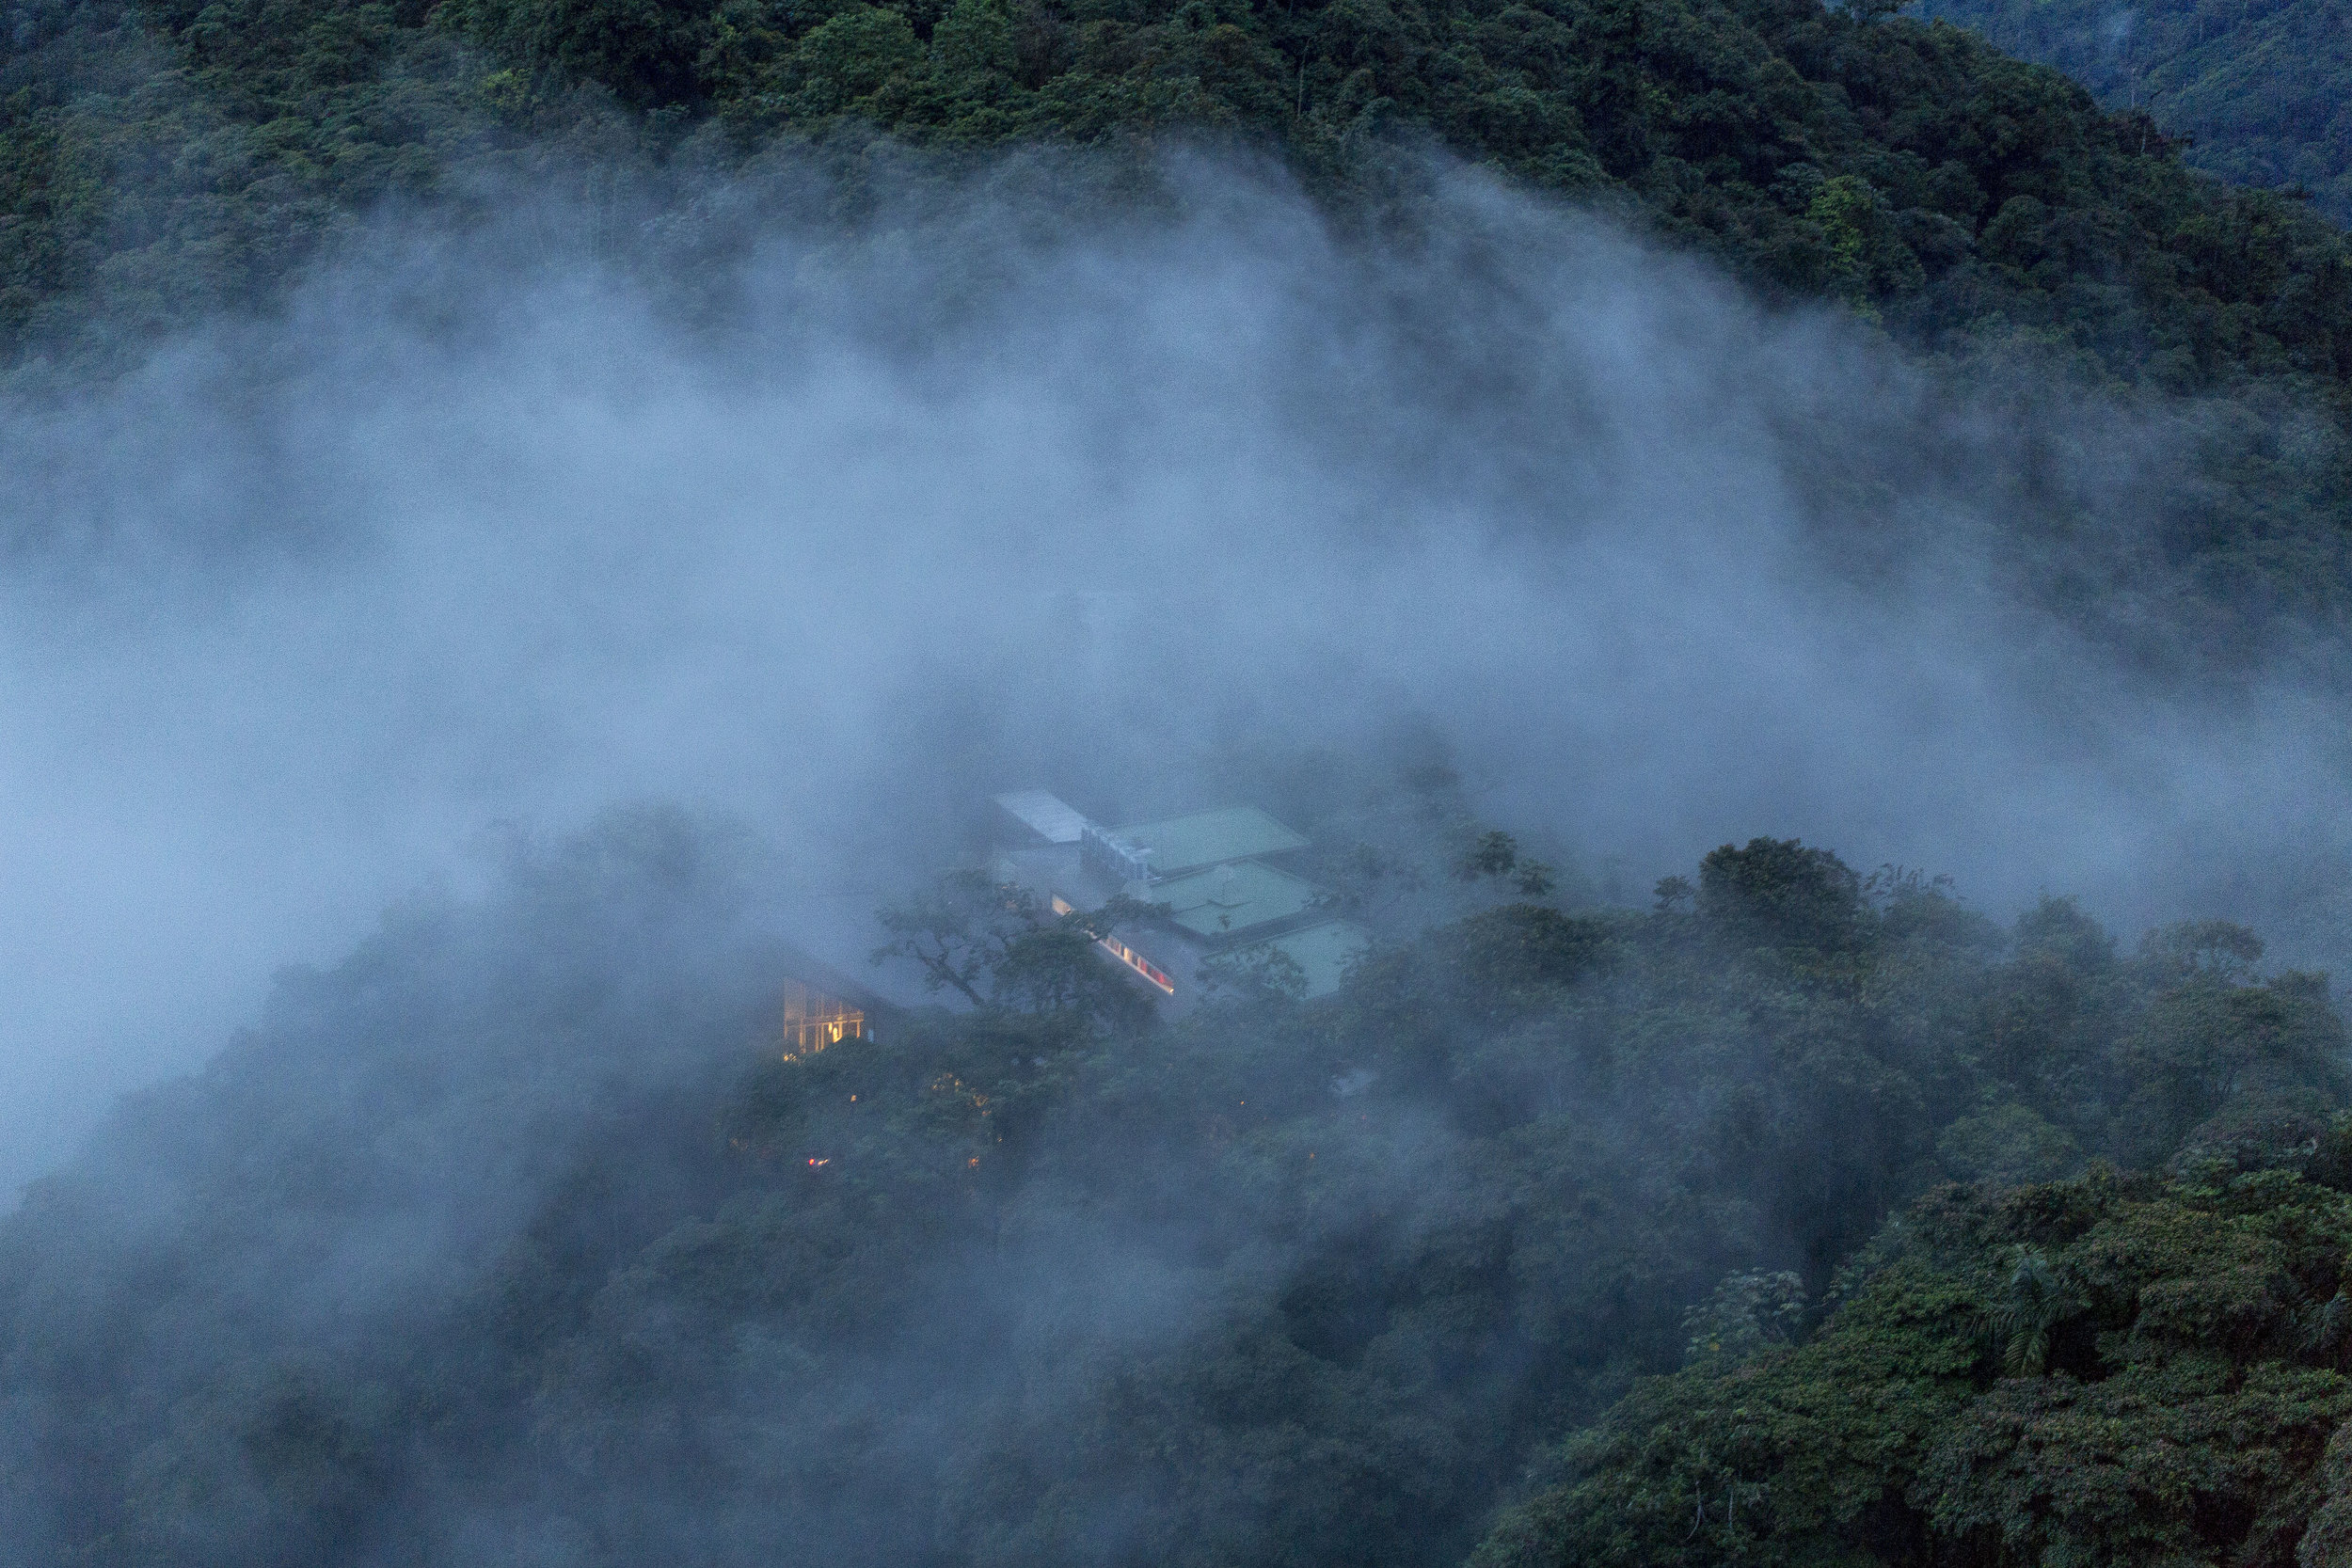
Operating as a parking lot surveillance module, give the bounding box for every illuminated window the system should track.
[1053,895,1175,994]
[782,979,865,1059]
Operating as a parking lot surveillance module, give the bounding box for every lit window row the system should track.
[1055,895,1176,993]
[782,979,866,1059]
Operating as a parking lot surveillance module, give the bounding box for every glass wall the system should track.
[781,979,866,1059]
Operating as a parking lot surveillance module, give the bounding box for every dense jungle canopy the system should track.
[0,0,2345,393]
[6,801,2352,1566]
[7,0,2352,1562]
[1924,0,2352,229]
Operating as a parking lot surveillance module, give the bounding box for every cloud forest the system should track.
[4,0,2352,1563]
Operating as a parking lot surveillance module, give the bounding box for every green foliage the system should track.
[3,0,2351,412]
[0,0,507,361]
[1,0,2351,672]
[1195,937,1312,1001]
[756,2,923,117]
[1923,0,2352,227]
[871,867,1160,1027]
[517,0,715,106]
[1481,1169,2352,1568]
[1936,1101,2084,1185]
[1699,835,1868,959]
[2,816,2345,1566]
[1455,829,1559,897]
[1985,1241,2077,1373]
[1681,1267,1809,1368]
[0,88,105,345]
[2113,953,2349,1165]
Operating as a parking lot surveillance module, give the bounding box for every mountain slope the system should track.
[1475,1154,2352,1567]
[6,0,2352,673]
[1923,0,2352,228]
[4,815,2342,1566]
[2,0,2349,401]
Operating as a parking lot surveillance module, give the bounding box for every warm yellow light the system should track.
[781,979,865,1056]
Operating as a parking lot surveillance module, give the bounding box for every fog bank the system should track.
[2,143,2346,1192]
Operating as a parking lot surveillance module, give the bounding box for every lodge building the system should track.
[766,792,1368,1058]
[992,790,1370,1006]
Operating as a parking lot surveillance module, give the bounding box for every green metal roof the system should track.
[1113,806,1308,877]
[1248,920,1372,999]
[1152,860,1324,939]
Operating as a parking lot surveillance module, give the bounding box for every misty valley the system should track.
[7,0,2352,1557]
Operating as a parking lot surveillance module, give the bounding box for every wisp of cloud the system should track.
[0,140,2346,1197]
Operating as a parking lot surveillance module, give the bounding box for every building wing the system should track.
[994,790,1092,844]
[1109,806,1310,878]
[988,794,1367,1005]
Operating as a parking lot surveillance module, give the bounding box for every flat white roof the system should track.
[1112,806,1309,876]
[994,789,1092,845]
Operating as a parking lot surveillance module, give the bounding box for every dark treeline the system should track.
[4,0,2349,394]
[1481,1163,2352,1565]
[1924,0,2352,229]
[2,791,2344,1565]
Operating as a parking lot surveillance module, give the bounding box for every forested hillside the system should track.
[6,0,2352,673]
[1925,0,2352,228]
[3,804,2344,1565]
[3,0,2350,396]
[1477,1161,2352,1565]
[7,0,2352,1560]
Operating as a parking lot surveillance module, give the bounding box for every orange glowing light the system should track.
[1055,895,1176,993]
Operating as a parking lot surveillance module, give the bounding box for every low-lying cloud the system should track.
[1,140,2345,1192]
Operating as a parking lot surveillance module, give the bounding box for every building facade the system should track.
[992,791,1370,1007]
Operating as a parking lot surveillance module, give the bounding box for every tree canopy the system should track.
[1475,1160,2352,1567]
[3,812,2343,1565]
[1,0,2349,402]
[5,0,2349,680]
[1925,0,2352,229]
